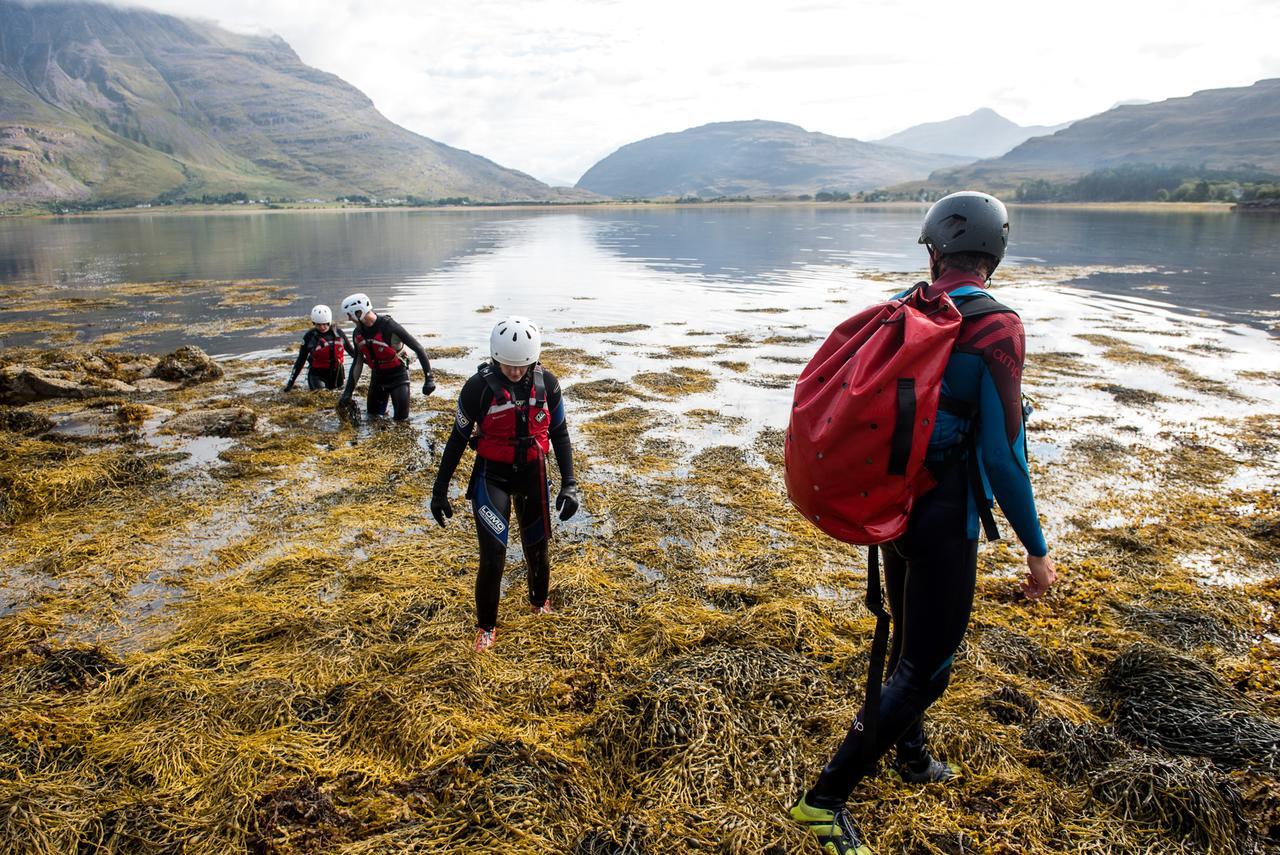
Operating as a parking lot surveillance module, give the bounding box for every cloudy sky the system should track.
[121,0,1280,186]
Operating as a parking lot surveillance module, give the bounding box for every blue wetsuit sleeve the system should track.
[978,370,1047,556]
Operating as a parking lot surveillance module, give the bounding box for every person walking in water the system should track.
[284,305,352,391]
[337,293,435,420]
[788,192,1057,855]
[429,316,579,653]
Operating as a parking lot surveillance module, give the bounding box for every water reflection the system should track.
[0,207,1275,357]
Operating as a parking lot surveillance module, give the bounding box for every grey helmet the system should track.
[918,191,1009,270]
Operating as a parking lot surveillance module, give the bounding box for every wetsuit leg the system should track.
[389,383,410,421]
[808,463,978,805]
[306,370,326,391]
[511,457,553,608]
[880,541,927,761]
[367,382,390,417]
[471,461,513,631]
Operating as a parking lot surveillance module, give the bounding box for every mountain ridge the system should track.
[930,78,1280,190]
[0,0,588,207]
[576,120,970,199]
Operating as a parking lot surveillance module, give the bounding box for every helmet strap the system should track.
[927,245,943,282]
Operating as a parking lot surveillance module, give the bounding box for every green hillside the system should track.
[931,78,1280,193]
[0,0,584,208]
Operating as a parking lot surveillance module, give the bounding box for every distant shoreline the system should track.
[3,199,1238,220]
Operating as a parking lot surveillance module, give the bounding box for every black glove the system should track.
[555,481,579,521]
[430,494,453,527]
[422,374,436,397]
[283,379,295,392]
[337,393,352,409]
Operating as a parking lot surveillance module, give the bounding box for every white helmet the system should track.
[490,316,541,367]
[309,305,332,325]
[341,293,372,321]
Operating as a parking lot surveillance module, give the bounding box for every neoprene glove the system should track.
[555,481,579,521]
[422,373,436,397]
[430,494,453,527]
[337,393,352,409]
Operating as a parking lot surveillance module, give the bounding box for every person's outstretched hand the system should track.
[422,374,436,397]
[430,494,453,527]
[555,481,579,521]
[1022,553,1057,599]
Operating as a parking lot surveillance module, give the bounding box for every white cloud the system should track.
[107,0,1280,185]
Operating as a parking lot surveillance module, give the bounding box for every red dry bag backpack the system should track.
[785,282,1004,545]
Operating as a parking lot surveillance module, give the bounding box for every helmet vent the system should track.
[525,331,532,339]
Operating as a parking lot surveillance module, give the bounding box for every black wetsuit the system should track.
[340,315,433,421]
[433,365,574,631]
[287,327,353,390]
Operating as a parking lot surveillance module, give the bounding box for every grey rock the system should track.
[0,364,134,405]
[165,406,257,437]
[151,346,224,383]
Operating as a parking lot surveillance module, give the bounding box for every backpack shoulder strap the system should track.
[951,285,1017,321]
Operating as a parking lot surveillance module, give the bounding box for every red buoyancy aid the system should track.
[309,329,345,371]
[784,284,1009,545]
[474,363,551,464]
[354,318,408,372]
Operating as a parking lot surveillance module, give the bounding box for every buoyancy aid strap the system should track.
[888,378,916,476]
[938,394,976,419]
[968,440,1002,541]
[531,364,546,407]
[479,363,508,400]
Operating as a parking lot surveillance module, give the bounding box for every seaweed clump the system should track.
[1093,644,1280,771]
[1091,755,1250,853]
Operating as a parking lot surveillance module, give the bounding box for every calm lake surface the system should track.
[1,206,1277,355]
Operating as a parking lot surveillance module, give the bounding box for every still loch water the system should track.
[0,206,1277,356]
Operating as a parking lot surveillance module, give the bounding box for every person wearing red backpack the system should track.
[788,192,1057,855]
[428,316,579,653]
[284,305,353,391]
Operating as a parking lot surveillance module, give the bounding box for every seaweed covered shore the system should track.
[1,269,1279,854]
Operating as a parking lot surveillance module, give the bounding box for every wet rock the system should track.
[113,356,160,381]
[165,406,257,437]
[132,377,183,394]
[0,364,135,405]
[151,346,223,383]
[0,408,55,435]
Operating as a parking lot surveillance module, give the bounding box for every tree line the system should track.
[1012,164,1280,203]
